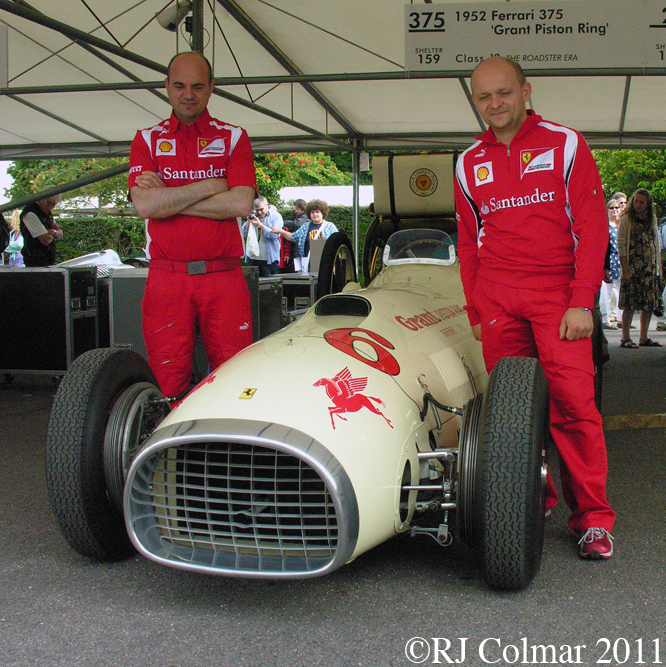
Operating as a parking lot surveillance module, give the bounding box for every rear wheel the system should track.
[46,348,168,560]
[362,216,389,284]
[316,232,357,300]
[476,357,549,590]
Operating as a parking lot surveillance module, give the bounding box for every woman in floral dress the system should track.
[617,189,663,347]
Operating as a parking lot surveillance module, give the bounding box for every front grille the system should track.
[128,437,348,575]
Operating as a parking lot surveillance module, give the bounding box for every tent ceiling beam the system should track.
[0,0,347,149]
[457,76,485,133]
[4,67,665,100]
[619,75,631,137]
[216,0,359,138]
[6,93,111,144]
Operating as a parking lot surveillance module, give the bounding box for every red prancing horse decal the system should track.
[314,366,393,430]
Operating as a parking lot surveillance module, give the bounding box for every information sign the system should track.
[405,1,666,71]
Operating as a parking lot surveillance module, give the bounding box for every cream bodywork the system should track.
[131,260,487,564]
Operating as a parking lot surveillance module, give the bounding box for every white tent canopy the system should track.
[0,0,665,163]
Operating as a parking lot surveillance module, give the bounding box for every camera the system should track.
[156,0,192,32]
[249,209,259,219]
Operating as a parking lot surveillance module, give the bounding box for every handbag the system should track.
[246,221,260,258]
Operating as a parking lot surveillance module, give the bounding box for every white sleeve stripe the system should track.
[224,125,243,154]
[537,120,577,241]
[140,125,165,159]
[455,143,484,233]
[537,120,578,182]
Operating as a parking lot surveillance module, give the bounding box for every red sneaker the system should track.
[578,528,614,560]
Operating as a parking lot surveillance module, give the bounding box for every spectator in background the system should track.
[292,199,309,228]
[242,196,283,276]
[0,211,8,256]
[275,199,337,274]
[611,191,627,213]
[20,191,63,267]
[601,198,622,328]
[5,210,25,267]
[278,199,309,273]
[617,188,663,347]
[288,198,310,273]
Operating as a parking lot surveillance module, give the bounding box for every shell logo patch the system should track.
[156,139,176,156]
[474,161,494,186]
[520,148,556,179]
[409,168,438,197]
[198,137,226,157]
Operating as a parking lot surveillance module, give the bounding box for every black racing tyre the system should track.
[477,356,549,591]
[315,231,357,301]
[46,348,167,561]
[362,216,387,284]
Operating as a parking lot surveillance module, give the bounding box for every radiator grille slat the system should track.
[131,441,339,573]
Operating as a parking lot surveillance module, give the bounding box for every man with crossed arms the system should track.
[129,51,256,403]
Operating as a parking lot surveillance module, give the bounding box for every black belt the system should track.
[150,257,240,275]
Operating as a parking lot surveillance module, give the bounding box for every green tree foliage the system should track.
[328,152,374,185]
[593,149,666,213]
[53,215,146,263]
[49,207,372,264]
[255,152,347,203]
[6,158,130,207]
[7,153,352,209]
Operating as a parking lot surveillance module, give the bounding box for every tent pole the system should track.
[351,144,360,278]
[190,0,204,53]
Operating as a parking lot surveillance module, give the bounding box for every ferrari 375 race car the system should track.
[46,228,549,591]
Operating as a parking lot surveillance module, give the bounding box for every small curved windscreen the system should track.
[383,229,456,267]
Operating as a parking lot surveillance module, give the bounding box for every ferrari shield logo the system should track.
[199,137,226,156]
[520,148,556,178]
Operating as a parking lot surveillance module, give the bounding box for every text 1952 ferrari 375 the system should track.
[45,228,549,591]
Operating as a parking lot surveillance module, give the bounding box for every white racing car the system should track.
[46,227,549,591]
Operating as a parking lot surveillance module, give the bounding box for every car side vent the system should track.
[315,295,372,318]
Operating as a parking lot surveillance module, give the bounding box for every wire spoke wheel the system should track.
[316,232,357,300]
[104,382,169,514]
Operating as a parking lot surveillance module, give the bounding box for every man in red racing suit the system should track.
[129,52,256,401]
[454,57,615,559]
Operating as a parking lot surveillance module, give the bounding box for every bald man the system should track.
[454,57,615,560]
[129,52,256,402]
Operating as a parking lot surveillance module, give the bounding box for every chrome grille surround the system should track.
[125,419,359,578]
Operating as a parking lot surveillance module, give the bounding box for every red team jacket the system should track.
[128,109,256,263]
[454,111,609,327]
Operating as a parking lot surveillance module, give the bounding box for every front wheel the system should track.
[46,348,168,561]
[477,357,549,591]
